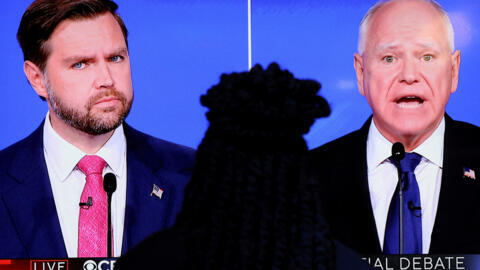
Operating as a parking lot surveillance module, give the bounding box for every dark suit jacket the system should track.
[309,115,480,254]
[0,122,195,258]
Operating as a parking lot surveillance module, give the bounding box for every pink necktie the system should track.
[77,155,110,257]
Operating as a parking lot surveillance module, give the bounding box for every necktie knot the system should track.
[391,152,422,173]
[401,152,422,173]
[77,155,106,177]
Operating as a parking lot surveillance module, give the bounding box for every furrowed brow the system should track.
[63,55,94,65]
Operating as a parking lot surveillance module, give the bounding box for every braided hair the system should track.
[176,63,333,270]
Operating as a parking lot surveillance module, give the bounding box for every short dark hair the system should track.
[17,0,128,71]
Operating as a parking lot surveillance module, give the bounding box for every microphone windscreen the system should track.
[391,142,405,161]
[103,173,117,193]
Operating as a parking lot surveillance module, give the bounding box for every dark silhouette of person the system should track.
[115,63,371,270]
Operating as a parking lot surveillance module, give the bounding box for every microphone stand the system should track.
[103,173,117,258]
[391,142,405,255]
[394,159,404,254]
[107,192,113,258]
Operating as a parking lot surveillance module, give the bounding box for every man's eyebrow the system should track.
[62,48,128,64]
[415,42,439,50]
[375,42,440,52]
[375,43,399,52]
[63,55,94,65]
[108,48,128,57]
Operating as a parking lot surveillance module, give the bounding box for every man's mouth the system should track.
[87,89,127,111]
[395,96,424,108]
[94,96,119,105]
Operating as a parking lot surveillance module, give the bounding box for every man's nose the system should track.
[399,57,420,84]
[94,62,114,89]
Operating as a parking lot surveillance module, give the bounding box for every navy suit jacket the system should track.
[309,115,480,254]
[0,122,195,258]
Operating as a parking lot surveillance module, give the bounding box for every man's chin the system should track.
[386,120,439,148]
[60,112,124,136]
[84,113,125,134]
[80,120,122,135]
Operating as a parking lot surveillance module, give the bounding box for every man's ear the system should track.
[354,53,365,96]
[450,50,461,94]
[24,60,48,99]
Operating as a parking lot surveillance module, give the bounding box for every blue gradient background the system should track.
[1,0,479,150]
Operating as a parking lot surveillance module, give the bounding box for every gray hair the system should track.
[357,0,455,55]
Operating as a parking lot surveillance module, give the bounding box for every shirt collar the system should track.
[43,112,126,182]
[366,117,445,171]
[411,118,444,168]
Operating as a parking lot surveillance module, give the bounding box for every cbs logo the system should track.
[83,259,116,270]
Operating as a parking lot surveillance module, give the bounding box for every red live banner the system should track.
[0,259,115,270]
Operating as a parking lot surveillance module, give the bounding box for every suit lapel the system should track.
[2,124,66,257]
[430,115,480,253]
[430,115,455,252]
[315,117,381,254]
[349,118,382,253]
[121,126,176,254]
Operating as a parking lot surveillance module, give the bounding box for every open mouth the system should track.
[396,96,424,108]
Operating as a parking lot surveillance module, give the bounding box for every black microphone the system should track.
[391,142,406,254]
[103,173,117,258]
[104,173,117,194]
[392,142,405,162]
[408,201,421,211]
[408,201,421,218]
[79,197,93,209]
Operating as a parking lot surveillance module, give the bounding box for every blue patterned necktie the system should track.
[384,152,422,254]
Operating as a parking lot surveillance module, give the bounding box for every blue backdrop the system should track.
[1,0,479,150]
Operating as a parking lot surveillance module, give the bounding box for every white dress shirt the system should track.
[43,112,127,257]
[366,118,444,254]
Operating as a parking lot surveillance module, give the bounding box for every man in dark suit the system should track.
[0,0,194,258]
[310,0,480,254]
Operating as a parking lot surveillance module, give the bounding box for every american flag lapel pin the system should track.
[463,167,476,180]
[151,184,164,199]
